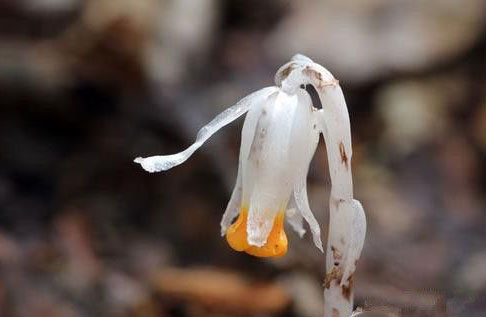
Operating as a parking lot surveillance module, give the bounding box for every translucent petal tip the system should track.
[134,157,157,173]
[133,156,172,173]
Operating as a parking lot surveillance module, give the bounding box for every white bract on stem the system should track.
[134,54,366,316]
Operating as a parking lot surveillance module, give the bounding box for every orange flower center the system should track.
[226,207,288,257]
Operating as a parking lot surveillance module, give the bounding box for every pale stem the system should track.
[280,57,366,317]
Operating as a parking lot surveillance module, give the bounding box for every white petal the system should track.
[246,91,299,246]
[244,89,321,248]
[134,86,279,173]
[219,89,279,236]
[285,194,306,238]
[239,90,279,204]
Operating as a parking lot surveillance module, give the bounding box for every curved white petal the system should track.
[134,86,279,173]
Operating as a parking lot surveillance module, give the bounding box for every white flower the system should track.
[134,55,365,260]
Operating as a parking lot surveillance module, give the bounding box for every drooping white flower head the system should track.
[134,55,365,263]
[135,54,367,316]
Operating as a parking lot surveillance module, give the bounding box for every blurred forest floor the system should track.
[0,1,485,316]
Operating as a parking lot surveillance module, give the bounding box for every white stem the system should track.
[279,56,366,316]
[318,82,359,317]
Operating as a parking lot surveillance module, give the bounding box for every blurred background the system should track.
[0,0,485,316]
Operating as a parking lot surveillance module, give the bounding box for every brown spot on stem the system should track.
[323,267,342,289]
[332,308,340,317]
[324,268,355,302]
[339,142,349,169]
[341,275,354,302]
[331,245,342,260]
[331,197,345,210]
